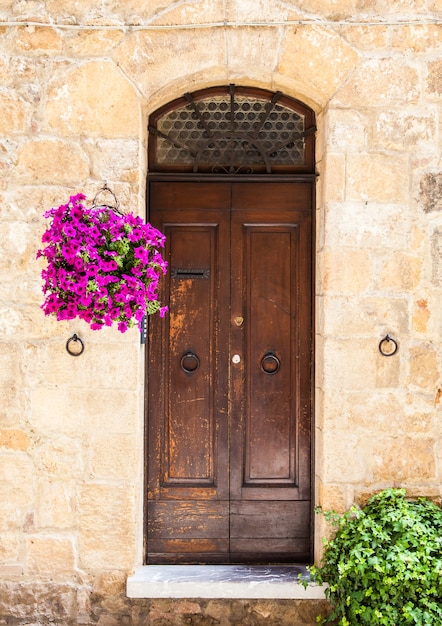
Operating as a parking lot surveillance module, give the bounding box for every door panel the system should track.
[147,189,230,563]
[147,180,312,564]
[166,227,217,485]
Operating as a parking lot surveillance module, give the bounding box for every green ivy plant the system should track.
[307,488,442,625]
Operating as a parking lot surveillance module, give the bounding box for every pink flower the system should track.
[37,193,168,332]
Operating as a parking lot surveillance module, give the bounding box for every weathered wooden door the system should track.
[146,179,313,564]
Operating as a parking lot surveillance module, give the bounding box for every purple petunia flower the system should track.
[37,192,168,332]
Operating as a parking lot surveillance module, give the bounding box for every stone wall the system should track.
[0,0,441,623]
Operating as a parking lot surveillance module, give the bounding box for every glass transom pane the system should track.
[154,93,306,173]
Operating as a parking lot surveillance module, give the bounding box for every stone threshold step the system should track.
[126,565,327,599]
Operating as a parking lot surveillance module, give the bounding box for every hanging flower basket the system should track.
[36,187,168,333]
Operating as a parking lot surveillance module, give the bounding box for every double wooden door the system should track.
[146,180,313,564]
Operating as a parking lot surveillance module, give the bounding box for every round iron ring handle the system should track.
[260,351,281,375]
[66,333,85,357]
[180,351,200,374]
[379,334,398,357]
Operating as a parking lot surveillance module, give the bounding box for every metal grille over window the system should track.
[149,85,316,174]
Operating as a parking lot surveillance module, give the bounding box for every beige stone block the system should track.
[4,185,70,221]
[45,0,114,21]
[45,61,140,138]
[0,302,76,341]
[0,92,29,133]
[0,387,28,427]
[0,564,23,576]
[0,532,20,562]
[0,221,37,279]
[321,430,366,482]
[334,58,419,107]
[323,248,373,293]
[30,387,138,435]
[152,0,226,25]
[380,253,421,291]
[0,504,22,532]
[413,298,431,333]
[431,226,442,286]
[346,154,409,203]
[323,296,408,337]
[0,277,42,307]
[24,342,139,390]
[115,30,225,99]
[323,338,378,391]
[371,437,436,482]
[227,0,288,21]
[269,73,323,112]
[314,513,335,562]
[0,455,34,509]
[317,482,348,513]
[373,111,436,152]
[37,481,76,529]
[344,391,415,434]
[0,430,30,451]
[325,201,407,249]
[340,25,389,51]
[323,154,345,202]
[15,139,90,185]
[99,0,177,22]
[0,344,20,388]
[278,25,359,103]
[34,436,84,480]
[26,536,75,576]
[390,24,442,53]
[375,350,400,389]
[7,56,41,85]
[83,138,139,183]
[285,0,359,18]
[411,225,425,250]
[78,483,135,568]
[15,26,62,53]
[89,434,137,480]
[63,29,125,56]
[426,60,442,97]
[326,109,367,152]
[224,28,281,83]
[408,345,440,391]
[0,55,10,85]
[356,391,387,430]
[93,569,126,596]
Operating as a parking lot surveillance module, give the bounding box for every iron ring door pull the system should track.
[260,351,281,375]
[180,351,200,374]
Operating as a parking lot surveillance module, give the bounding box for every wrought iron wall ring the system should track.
[66,333,85,357]
[379,335,398,357]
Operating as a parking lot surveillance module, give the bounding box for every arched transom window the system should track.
[148,85,315,174]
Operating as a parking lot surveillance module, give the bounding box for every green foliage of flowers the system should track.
[308,489,442,625]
